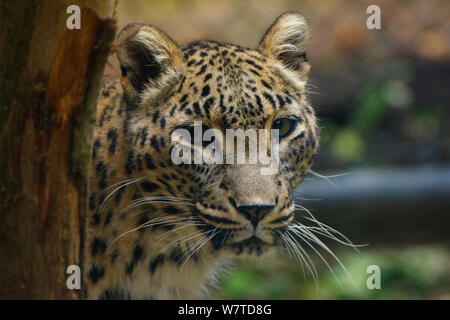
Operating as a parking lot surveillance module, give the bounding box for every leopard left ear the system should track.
[116,23,183,109]
[258,12,310,80]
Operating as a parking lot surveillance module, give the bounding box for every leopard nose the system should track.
[236,203,275,228]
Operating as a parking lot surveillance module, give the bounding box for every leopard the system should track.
[84,11,319,299]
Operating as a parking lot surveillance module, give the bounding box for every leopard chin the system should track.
[226,236,277,258]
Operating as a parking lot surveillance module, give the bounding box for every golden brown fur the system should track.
[84,12,319,299]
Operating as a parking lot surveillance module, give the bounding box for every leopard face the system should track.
[85,12,319,299]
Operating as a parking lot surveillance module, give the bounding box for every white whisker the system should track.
[284,230,318,286]
[308,169,338,189]
[287,225,341,287]
[99,178,144,214]
[110,216,191,245]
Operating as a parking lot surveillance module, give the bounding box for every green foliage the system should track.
[352,81,390,133]
[331,128,365,162]
[215,247,450,299]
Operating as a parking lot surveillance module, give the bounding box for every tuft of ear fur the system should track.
[258,12,310,79]
[116,23,183,108]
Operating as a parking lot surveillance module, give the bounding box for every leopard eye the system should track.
[271,118,297,139]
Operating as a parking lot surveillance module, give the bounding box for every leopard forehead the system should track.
[137,41,310,131]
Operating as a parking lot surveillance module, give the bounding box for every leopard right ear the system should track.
[258,12,310,82]
[116,23,183,108]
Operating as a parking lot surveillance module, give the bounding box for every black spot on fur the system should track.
[204,73,212,82]
[141,181,160,193]
[203,97,214,119]
[219,183,229,191]
[151,135,160,152]
[96,161,106,172]
[144,153,156,170]
[149,254,165,274]
[261,79,272,90]
[125,263,134,274]
[179,94,188,104]
[104,209,113,226]
[99,170,108,189]
[107,128,118,153]
[163,205,183,214]
[179,101,189,111]
[114,187,125,203]
[91,237,107,255]
[92,139,101,159]
[140,127,148,147]
[137,215,149,232]
[125,151,135,175]
[92,212,100,225]
[263,92,276,109]
[276,94,285,108]
[89,264,105,284]
[196,64,207,76]
[170,246,184,265]
[160,117,166,129]
[193,102,202,116]
[245,59,263,70]
[125,245,145,275]
[151,111,160,124]
[249,69,261,77]
[202,191,211,198]
[111,249,119,263]
[201,85,210,97]
[133,245,144,262]
[255,95,264,113]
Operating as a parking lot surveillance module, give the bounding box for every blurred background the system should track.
[111,0,450,299]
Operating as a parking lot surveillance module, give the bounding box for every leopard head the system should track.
[115,11,319,260]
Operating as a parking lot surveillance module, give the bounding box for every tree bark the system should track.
[0,0,116,299]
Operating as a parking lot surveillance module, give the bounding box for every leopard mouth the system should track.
[195,218,275,253]
[194,206,284,254]
[228,235,275,256]
[232,235,267,247]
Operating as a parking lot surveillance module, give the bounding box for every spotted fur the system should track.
[85,12,319,299]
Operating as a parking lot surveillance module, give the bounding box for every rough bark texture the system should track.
[0,0,116,299]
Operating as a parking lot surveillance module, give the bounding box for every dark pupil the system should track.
[273,120,283,130]
[272,118,297,138]
[273,119,289,135]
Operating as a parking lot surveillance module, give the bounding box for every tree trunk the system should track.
[0,0,116,299]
